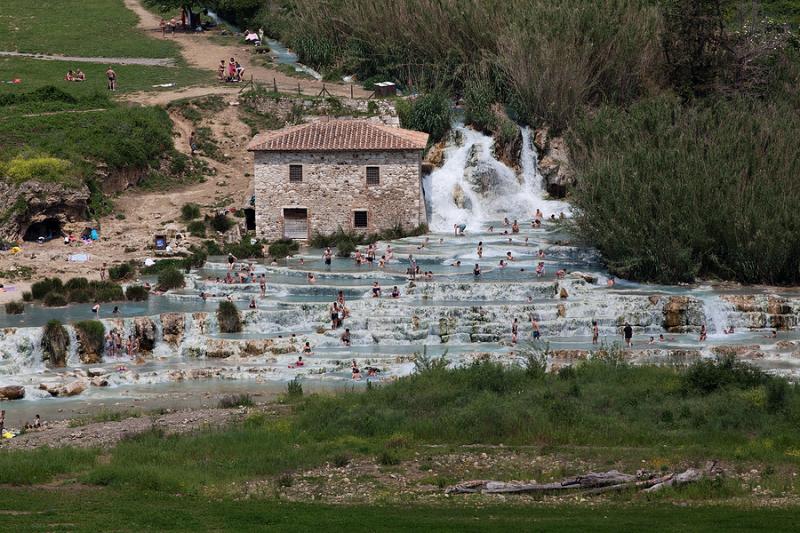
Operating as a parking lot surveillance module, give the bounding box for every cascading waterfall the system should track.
[700,295,735,336]
[423,124,570,232]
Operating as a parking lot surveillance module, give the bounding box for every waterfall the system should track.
[423,124,570,232]
[700,295,734,336]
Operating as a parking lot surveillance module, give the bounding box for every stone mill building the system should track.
[247,119,429,240]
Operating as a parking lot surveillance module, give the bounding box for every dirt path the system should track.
[123,0,371,99]
[0,50,175,66]
[1,404,289,450]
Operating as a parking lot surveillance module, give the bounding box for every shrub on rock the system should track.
[42,319,69,367]
[217,300,242,333]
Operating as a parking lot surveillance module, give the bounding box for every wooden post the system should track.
[273,77,277,93]
[350,84,353,99]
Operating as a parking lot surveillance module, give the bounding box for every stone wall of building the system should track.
[253,150,425,240]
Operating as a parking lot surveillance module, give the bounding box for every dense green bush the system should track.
[217,301,242,334]
[310,224,428,255]
[225,238,264,259]
[88,281,125,302]
[41,320,69,367]
[3,154,76,186]
[21,291,32,302]
[396,91,451,143]
[463,78,497,132]
[209,213,234,233]
[43,292,68,307]
[157,268,185,291]
[183,246,208,270]
[74,320,105,358]
[286,358,800,459]
[682,355,767,395]
[31,278,63,300]
[108,263,134,281]
[181,203,202,221]
[64,277,89,291]
[267,239,299,260]
[125,285,149,301]
[4,301,24,314]
[187,220,206,237]
[570,95,800,283]
[67,288,91,304]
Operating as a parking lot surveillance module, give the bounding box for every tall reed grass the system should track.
[569,95,800,283]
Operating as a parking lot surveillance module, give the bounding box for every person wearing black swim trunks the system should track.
[106,67,116,91]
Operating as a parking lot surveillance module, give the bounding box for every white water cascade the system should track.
[423,124,570,232]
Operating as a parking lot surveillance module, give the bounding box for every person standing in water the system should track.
[592,320,599,344]
[477,241,483,258]
[699,324,707,342]
[473,264,481,277]
[511,318,519,344]
[623,322,633,348]
[530,316,541,340]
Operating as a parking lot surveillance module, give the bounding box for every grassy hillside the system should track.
[0,0,181,58]
[0,56,210,95]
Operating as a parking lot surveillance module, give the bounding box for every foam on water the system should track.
[423,125,570,232]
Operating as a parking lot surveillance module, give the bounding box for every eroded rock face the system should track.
[533,128,575,198]
[425,140,446,168]
[75,329,102,365]
[0,385,25,400]
[0,180,89,240]
[134,317,157,352]
[663,296,703,331]
[161,313,185,346]
[464,145,504,195]
[720,294,797,330]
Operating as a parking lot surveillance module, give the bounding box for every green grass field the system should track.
[1,360,799,529]
[1,489,797,532]
[0,0,180,58]
[0,56,211,96]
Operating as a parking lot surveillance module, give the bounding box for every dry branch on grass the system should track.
[445,461,721,496]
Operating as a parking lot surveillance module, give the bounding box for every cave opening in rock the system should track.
[23,218,63,242]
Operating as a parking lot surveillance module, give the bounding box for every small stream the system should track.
[205,9,322,80]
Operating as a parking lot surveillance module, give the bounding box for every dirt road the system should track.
[123,0,371,99]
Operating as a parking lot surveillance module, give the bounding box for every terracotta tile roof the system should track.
[247,120,429,152]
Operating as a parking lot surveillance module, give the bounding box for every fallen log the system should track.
[445,462,720,496]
